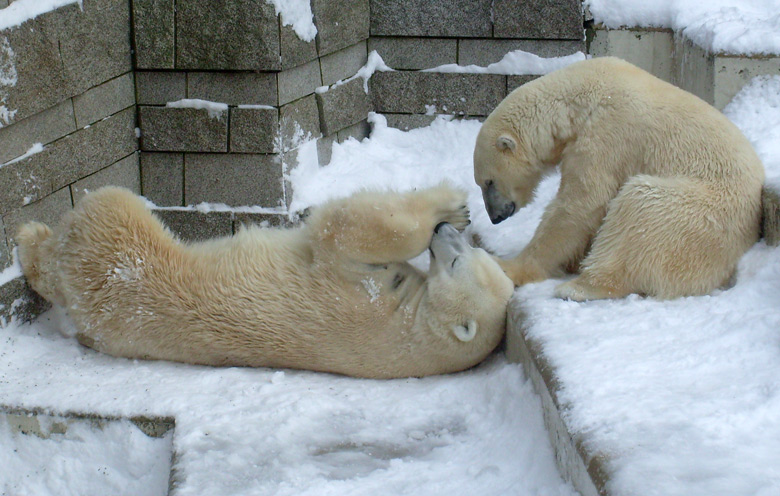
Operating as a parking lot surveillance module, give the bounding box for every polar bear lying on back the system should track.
[16,186,513,379]
[474,57,765,300]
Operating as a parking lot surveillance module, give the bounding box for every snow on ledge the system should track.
[0,248,22,287]
[264,0,317,42]
[424,50,587,76]
[0,0,81,31]
[166,99,228,119]
[316,50,393,95]
[1,142,43,168]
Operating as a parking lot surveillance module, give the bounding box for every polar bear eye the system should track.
[485,180,493,188]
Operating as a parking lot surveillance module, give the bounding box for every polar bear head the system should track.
[423,223,514,345]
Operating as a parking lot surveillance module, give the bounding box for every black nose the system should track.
[489,202,516,224]
[434,222,449,233]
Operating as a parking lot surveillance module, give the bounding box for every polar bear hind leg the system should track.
[556,175,737,301]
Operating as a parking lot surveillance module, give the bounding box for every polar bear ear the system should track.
[453,320,478,342]
[496,135,517,152]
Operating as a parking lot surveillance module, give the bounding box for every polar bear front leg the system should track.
[308,185,470,265]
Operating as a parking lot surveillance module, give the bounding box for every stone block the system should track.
[184,153,284,208]
[133,0,175,69]
[762,186,780,247]
[0,277,50,324]
[3,186,72,245]
[281,23,318,71]
[320,42,368,86]
[493,0,583,40]
[671,35,715,106]
[140,152,184,206]
[139,106,228,152]
[368,37,456,70]
[71,153,140,204]
[0,6,73,125]
[59,0,133,96]
[0,217,9,269]
[279,95,321,152]
[370,0,491,38]
[153,209,232,243]
[712,55,780,111]
[176,0,280,70]
[278,59,322,106]
[0,107,137,213]
[135,71,186,105]
[0,100,76,165]
[336,119,370,143]
[188,72,278,106]
[234,212,291,231]
[317,78,372,136]
[508,75,540,93]
[73,72,135,127]
[229,107,279,154]
[370,72,506,116]
[316,135,336,166]
[383,113,437,131]
[459,39,586,66]
[312,0,369,57]
[590,29,674,83]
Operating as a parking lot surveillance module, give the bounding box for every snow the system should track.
[586,0,780,56]
[165,99,228,119]
[317,50,393,95]
[1,142,43,168]
[264,0,317,42]
[1,415,172,496]
[426,51,587,76]
[0,0,80,32]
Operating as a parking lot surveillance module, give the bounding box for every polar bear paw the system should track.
[554,277,627,301]
[428,186,470,232]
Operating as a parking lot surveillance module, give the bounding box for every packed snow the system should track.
[165,99,228,119]
[585,0,780,56]
[0,0,80,32]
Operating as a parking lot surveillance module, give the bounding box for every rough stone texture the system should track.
[370,72,506,116]
[153,209,233,242]
[141,153,184,207]
[316,135,336,166]
[383,113,437,131]
[317,78,372,136]
[319,42,368,86]
[312,0,370,57]
[188,72,278,106]
[368,37,456,70]
[59,0,133,97]
[278,60,322,106]
[184,154,284,207]
[762,186,780,247]
[336,119,370,143]
[508,75,541,93]
[139,106,228,152]
[70,153,140,204]
[0,100,76,165]
[493,0,583,40]
[135,71,186,105]
[230,107,278,154]
[234,212,291,231]
[712,56,780,111]
[671,36,715,107]
[0,5,75,125]
[0,107,137,213]
[0,218,9,269]
[133,0,175,69]
[73,72,135,127]
[0,278,50,324]
[370,0,492,38]
[590,29,674,83]
[279,95,321,152]
[176,0,280,70]
[459,39,586,66]
[3,186,72,245]
[281,23,318,71]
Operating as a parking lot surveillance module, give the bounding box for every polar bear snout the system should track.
[483,182,516,224]
[429,223,468,273]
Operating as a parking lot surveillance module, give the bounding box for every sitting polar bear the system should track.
[474,57,765,301]
[16,186,513,379]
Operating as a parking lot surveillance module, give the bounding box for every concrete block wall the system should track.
[133,0,371,215]
[367,0,585,129]
[0,0,137,321]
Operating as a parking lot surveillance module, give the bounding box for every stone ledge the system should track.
[506,302,607,496]
[762,185,780,246]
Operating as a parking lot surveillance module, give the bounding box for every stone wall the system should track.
[0,0,137,320]
[0,0,587,322]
